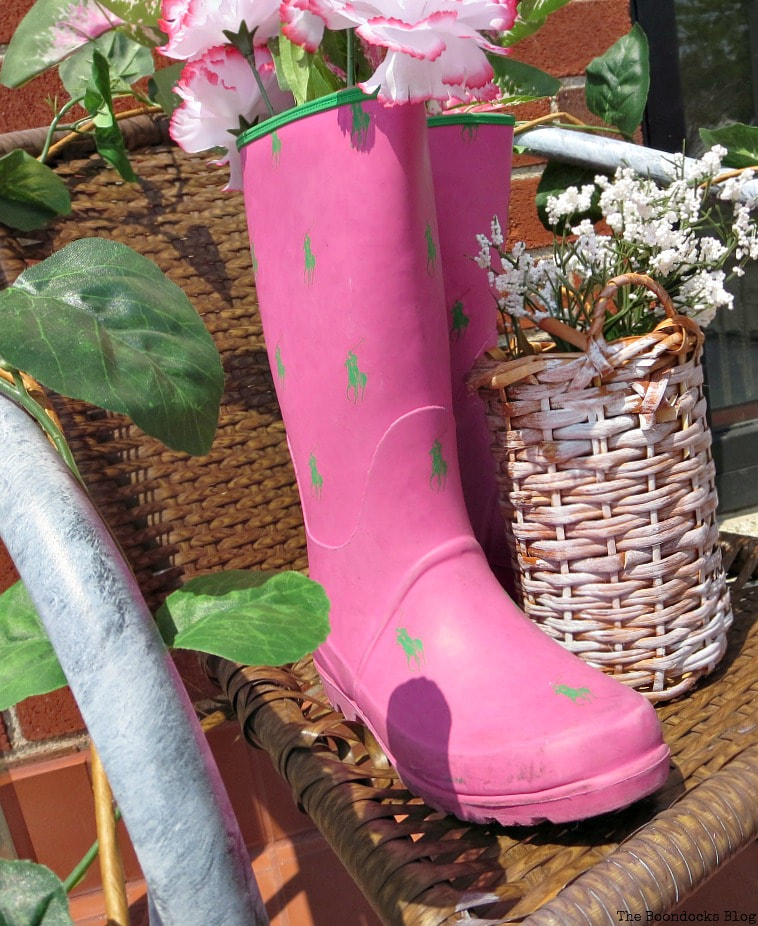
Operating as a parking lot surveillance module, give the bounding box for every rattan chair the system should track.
[1,119,756,926]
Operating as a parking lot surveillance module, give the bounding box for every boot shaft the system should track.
[240,91,453,548]
[428,113,515,583]
[428,114,514,389]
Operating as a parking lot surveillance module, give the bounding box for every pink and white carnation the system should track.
[170,45,293,189]
[281,0,356,52]
[281,0,516,103]
[159,0,281,59]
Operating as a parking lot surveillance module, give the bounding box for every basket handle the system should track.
[535,273,683,353]
[588,272,677,343]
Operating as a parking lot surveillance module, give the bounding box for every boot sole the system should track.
[318,667,671,826]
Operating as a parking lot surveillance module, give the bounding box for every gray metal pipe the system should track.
[0,396,267,926]
[517,125,758,202]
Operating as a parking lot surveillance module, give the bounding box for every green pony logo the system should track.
[308,452,323,497]
[553,684,593,704]
[396,628,425,671]
[345,349,367,402]
[450,300,469,339]
[275,344,285,384]
[425,221,437,275]
[429,439,448,491]
[304,232,316,285]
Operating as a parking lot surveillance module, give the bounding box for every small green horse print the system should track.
[450,300,469,340]
[271,130,282,167]
[462,123,479,143]
[396,627,425,671]
[425,221,437,275]
[275,344,286,385]
[304,233,316,285]
[429,439,448,491]
[553,684,593,704]
[308,452,323,497]
[350,102,371,149]
[345,350,367,402]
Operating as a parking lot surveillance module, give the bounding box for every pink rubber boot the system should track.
[428,113,515,589]
[239,90,669,825]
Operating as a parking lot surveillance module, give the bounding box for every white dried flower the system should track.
[475,148,758,346]
[475,233,492,269]
[546,184,595,226]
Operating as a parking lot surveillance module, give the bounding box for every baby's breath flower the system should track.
[475,233,492,269]
[476,147,758,349]
[490,216,504,247]
[546,184,595,225]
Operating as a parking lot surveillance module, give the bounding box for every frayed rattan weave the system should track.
[1,123,756,926]
[469,276,733,702]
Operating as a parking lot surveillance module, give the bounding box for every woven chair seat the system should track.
[1,120,756,925]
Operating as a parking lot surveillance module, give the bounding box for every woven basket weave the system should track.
[469,273,732,701]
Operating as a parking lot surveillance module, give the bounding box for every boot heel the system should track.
[316,666,359,723]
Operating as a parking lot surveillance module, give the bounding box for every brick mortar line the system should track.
[559,75,586,91]
[1,729,90,769]
[1,707,26,750]
[510,164,547,180]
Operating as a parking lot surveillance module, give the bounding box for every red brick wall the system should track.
[0,0,79,133]
[505,0,632,248]
[0,0,633,756]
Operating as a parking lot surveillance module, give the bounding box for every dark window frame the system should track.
[630,0,758,514]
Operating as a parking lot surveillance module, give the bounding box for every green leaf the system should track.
[0,150,72,232]
[60,31,154,99]
[585,23,650,137]
[0,860,74,926]
[277,35,340,107]
[0,0,122,88]
[319,29,372,84]
[488,55,560,99]
[155,571,331,666]
[148,62,184,116]
[269,38,291,93]
[536,161,602,231]
[0,582,66,712]
[97,0,161,27]
[97,0,165,46]
[699,123,758,169]
[499,0,573,47]
[83,50,138,181]
[0,238,224,456]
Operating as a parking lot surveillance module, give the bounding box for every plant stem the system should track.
[63,806,124,893]
[91,747,129,924]
[514,111,624,137]
[38,97,85,164]
[44,105,162,162]
[247,53,276,117]
[0,373,84,483]
[346,28,356,87]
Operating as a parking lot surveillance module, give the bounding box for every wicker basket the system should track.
[469,273,733,701]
